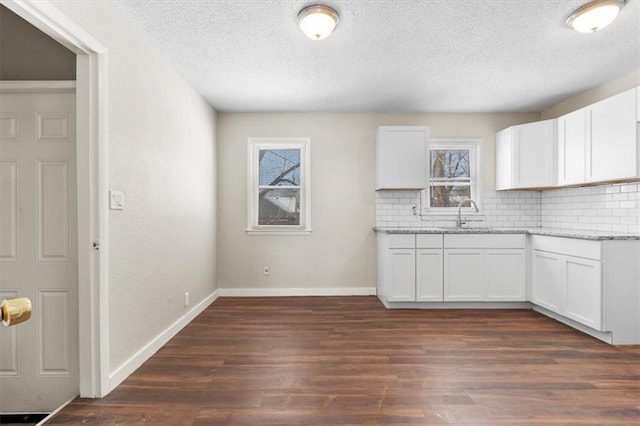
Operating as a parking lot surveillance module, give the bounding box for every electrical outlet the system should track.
[184,291,189,307]
[263,265,270,276]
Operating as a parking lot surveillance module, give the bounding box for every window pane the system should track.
[258,188,300,226]
[259,149,300,186]
[430,185,471,208]
[431,149,470,179]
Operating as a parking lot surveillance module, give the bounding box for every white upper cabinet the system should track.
[557,108,587,186]
[495,119,557,190]
[497,86,640,190]
[495,127,512,191]
[586,87,638,182]
[375,126,430,190]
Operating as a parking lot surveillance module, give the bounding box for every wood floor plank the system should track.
[46,296,640,425]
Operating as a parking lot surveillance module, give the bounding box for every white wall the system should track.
[217,112,538,292]
[48,1,218,374]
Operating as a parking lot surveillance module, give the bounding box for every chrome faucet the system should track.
[456,199,479,227]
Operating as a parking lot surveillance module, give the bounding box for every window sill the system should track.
[246,228,312,236]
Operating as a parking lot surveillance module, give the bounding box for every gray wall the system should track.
[0,4,75,80]
[217,112,539,292]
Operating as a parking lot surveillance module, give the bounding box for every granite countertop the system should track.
[373,227,640,241]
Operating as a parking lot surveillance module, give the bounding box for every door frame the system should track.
[1,0,110,397]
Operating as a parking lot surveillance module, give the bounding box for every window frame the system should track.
[421,138,482,215]
[247,137,311,235]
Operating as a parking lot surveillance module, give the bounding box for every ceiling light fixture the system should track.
[566,0,625,33]
[297,4,339,40]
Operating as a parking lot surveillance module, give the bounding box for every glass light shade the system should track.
[298,5,339,40]
[567,0,624,33]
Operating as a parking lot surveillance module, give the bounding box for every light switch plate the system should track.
[109,190,124,210]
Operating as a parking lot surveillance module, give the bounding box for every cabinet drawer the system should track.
[388,234,416,248]
[444,234,526,249]
[416,234,443,248]
[531,235,601,260]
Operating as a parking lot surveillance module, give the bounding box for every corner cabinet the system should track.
[530,235,640,344]
[495,119,557,190]
[375,126,430,190]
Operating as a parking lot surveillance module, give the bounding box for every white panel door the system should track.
[563,256,602,330]
[531,250,562,314]
[0,92,78,412]
[485,249,526,301]
[587,88,637,182]
[444,249,484,301]
[416,249,443,301]
[387,249,416,302]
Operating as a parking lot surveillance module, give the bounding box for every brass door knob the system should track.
[1,297,32,326]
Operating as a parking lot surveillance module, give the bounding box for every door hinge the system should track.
[92,240,100,250]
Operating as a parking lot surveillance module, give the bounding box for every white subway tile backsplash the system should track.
[376,181,640,233]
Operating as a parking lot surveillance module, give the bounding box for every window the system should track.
[422,138,481,213]
[247,138,311,234]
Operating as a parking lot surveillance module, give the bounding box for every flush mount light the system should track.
[566,0,625,33]
[297,4,339,40]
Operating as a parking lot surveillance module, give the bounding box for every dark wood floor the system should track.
[48,297,640,425]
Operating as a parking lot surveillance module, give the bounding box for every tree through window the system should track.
[248,138,311,234]
[423,139,481,211]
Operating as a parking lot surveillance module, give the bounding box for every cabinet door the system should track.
[531,250,562,313]
[485,249,526,301]
[557,108,586,186]
[563,256,602,330]
[387,249,416,302]
[587,88,637,182]
[444,249,484,301]
[375,126,430,190]
[512,119,556,188]
[416,249,443,301]
[495,128,513,190]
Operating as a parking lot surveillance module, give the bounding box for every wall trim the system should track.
[108,289,220,391]
[0,80,76,93]
[218,287,376,297]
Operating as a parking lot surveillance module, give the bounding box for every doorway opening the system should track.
[0,0,109,414]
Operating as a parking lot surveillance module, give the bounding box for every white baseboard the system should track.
[108,289,220,392]
[218,287,376,297]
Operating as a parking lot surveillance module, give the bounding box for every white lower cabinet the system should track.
[532,247,602,330]
[531,236,603,330]
[531,250,562,313]
[485,249,526,301]
[443,250,484,301]
[443,235,526,302]
[416,249,443,301]
[388,249,416,302]
[377,233,443,302]
[563,256,602,330]
[377,231,640,344]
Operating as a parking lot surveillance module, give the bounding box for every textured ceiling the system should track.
[115,0,640,113]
